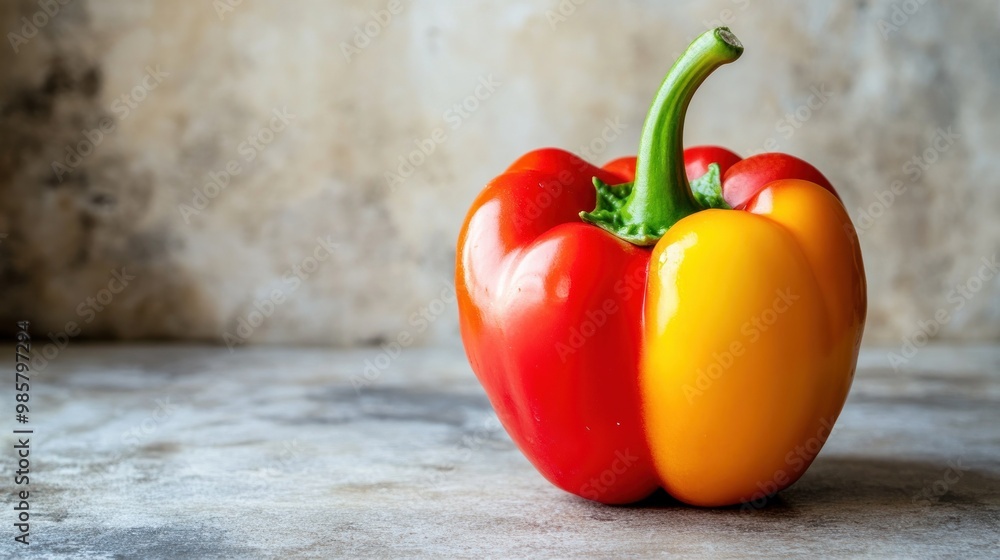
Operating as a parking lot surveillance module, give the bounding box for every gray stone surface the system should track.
[1,343,998,558]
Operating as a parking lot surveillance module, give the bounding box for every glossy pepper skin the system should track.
[456,28,866,507]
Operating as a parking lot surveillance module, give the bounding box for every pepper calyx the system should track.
[690,163,731,210]
[580,27,743,246]
[581,178,663,245]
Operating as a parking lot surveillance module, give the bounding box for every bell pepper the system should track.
[455,28,866,507]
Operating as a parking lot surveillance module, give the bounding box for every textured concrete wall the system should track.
[0,0,997,347]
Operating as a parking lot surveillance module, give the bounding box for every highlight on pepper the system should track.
[455,27,867,507]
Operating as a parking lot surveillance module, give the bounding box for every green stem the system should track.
[581,28,743,246]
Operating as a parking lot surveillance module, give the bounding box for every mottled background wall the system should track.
[0,0,997,348]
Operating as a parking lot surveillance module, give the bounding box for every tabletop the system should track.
[3,343,999,558]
